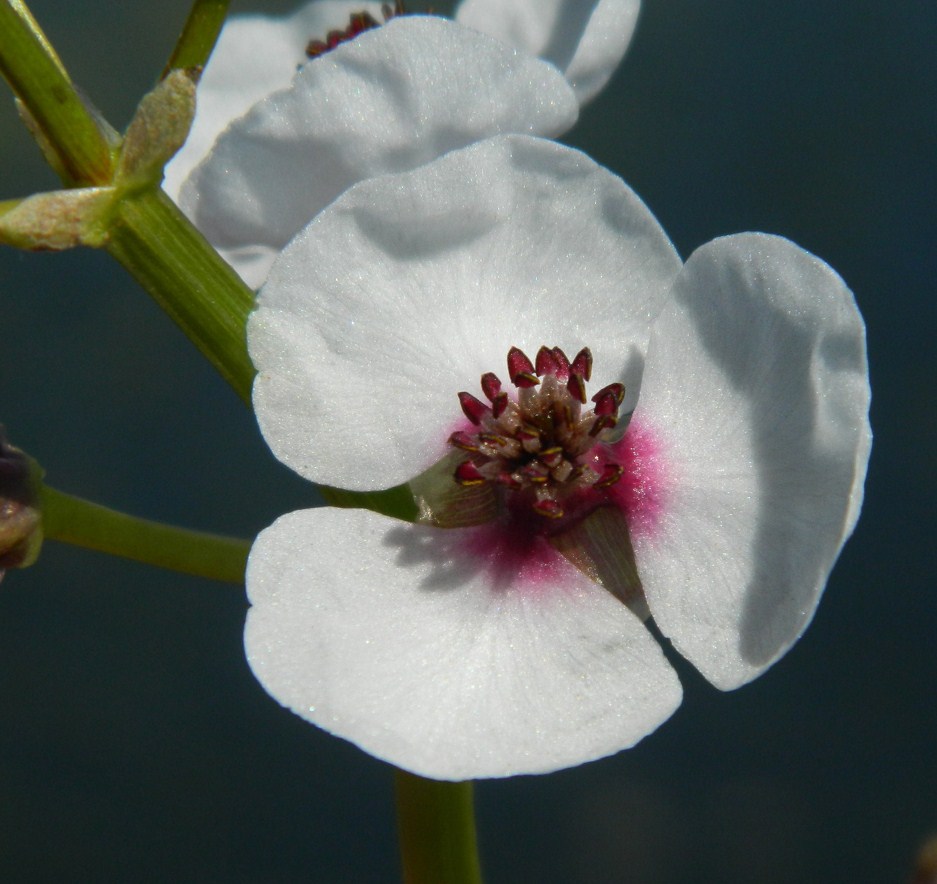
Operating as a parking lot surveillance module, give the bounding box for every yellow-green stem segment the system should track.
[162,0,231,76]
[0,0,114,184]
[41,485,249,583]
[106,188,257,404]
[395,771,483,884]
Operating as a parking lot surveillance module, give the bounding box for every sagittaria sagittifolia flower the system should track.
[167,2,642,287]
[244,135,871,779]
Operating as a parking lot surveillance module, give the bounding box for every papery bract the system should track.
[244,135,871,779]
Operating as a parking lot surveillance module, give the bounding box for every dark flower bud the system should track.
[0,427,43,575]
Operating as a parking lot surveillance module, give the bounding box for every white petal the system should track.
[635,234,871,690]
[456,0,640,104]
[163,1,382,201]
[248,134,681,490]
[181,16,579,288]
[245,507,682,779]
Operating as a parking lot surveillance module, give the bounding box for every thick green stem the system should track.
[40,485,249,583]
[162,0,231,77]
[0,0,114,184]
[106,187,256,404]
[395,771,483,884]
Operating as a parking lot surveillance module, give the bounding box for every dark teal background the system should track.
[1,1,935,881]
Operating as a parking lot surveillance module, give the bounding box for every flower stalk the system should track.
[0,0,115,185]
[106,187,256,404]
[395,771,483,884]
[161,0,231,77]
[41,484,249,583]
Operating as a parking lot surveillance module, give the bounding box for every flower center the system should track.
[450,346,628,520]
[306,3,406,58]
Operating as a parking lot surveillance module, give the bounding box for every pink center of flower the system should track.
[305,3,406,58]
[450,346,629,521]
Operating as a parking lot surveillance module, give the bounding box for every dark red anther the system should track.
[570,348,592,382]
[306,4,401,58]
[593,391,620,417]
[592,382,625,407]
[495,472,522,489]
[535,346,559,377]
[551,347,571,380]
[490,391,508,419]
[349,12,379,35]
[507,347,539,388]
[448,431,479,451]
[567,373,587,404]
[481,372,502,401]
[479,433,509,451]
[595,463,624,488]
[589,414,617,437]
[515,424,540,444]
[538,447,564,468]
[520,462,549,483]
[455,460,487,486]
[532,499,564,519]
[557,402,573,429]
[458,392,490,425]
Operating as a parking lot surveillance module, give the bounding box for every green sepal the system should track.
[409,451,499,528]
[549,504,649,619]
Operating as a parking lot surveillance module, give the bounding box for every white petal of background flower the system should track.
[163,1,383,201]
[634,233,872,691]
[180,17,579,288]
[245,507,682,779]
[248,135,682,491]
[456,0,641,104]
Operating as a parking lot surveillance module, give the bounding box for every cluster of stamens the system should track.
[449,346,627,519]
[306,3,406,58]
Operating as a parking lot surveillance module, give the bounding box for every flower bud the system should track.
[0,427,43,574]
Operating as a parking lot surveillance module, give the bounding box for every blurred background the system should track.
[1,0,934,881]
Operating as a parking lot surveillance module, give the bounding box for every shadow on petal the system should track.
[671,240,869,668]
[383,519,576,597]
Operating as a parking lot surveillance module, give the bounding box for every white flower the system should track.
[243,135,872,780]
[456,0,640,104]
[166,2,641,287]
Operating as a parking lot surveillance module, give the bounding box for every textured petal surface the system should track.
[181,16,579,287]
[245,507,682,779]
[248,135,681,490]
[163,1,380,200]
[456,0,640,104]
[635,234,871,690]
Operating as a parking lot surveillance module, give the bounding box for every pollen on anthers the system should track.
[449,346,628,520]
[306,2,406,58]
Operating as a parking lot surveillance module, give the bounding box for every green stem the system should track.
[40,485,249,583]
[0,0,114,184]
[3,0,421,524]
[395,771,483,884]
[106,187,256,404]
[162,0,231,77]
